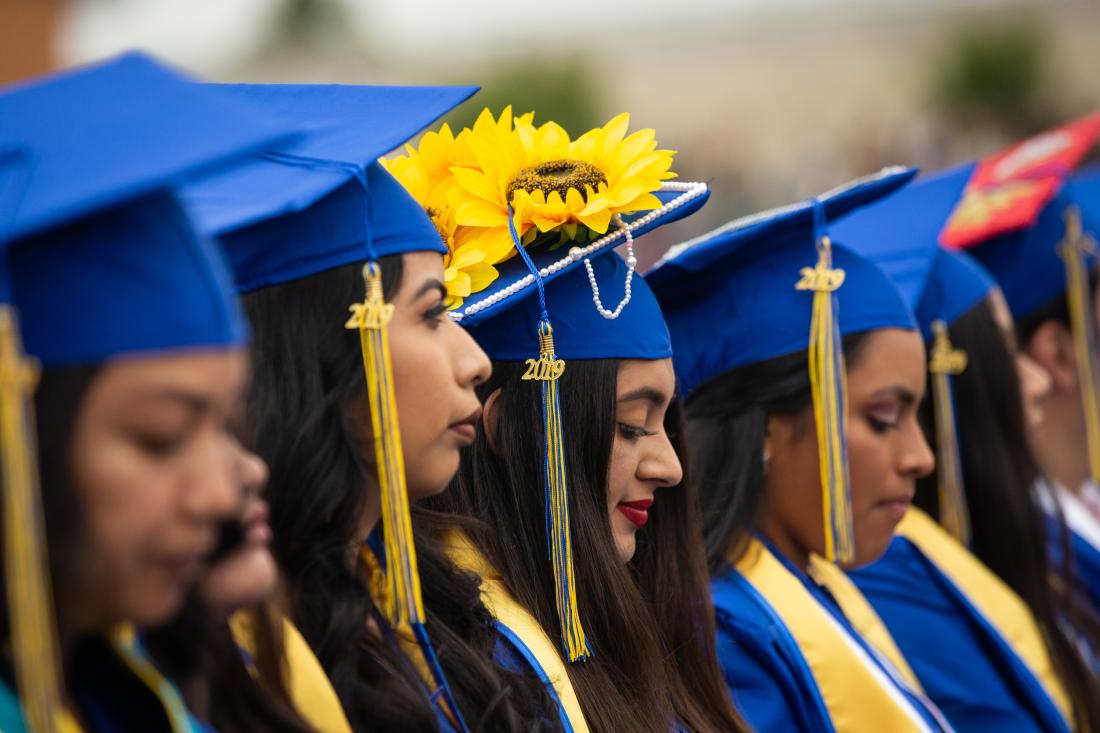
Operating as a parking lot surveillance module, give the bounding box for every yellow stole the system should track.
[230,611,353,733]
[735,538,933,733]
[443,532,590,733]
[895,507,1074,727]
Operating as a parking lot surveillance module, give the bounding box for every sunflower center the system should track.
[507,159,608,204]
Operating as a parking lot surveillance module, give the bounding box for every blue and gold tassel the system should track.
[928,319,971,545]
[509,213,590,663]
[345,263,423,628]
[0,306,63,733]
[795,216,853,564]
[1060,206,1100,487]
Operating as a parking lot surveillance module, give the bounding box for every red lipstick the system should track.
[616,498,654,529]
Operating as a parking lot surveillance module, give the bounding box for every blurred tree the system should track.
[444,58,604,137]
[930,14,1064,139]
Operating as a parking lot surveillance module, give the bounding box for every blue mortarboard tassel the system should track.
[795,203,854,564]
[1059,206,1100,487]
[928,319,971,545]
[508,211,590,663]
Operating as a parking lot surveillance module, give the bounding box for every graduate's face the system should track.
[607,358,683,563]
[199,476,277,618]
[67,350,264,630]
[763,328,934,568]
[383,251,491,499]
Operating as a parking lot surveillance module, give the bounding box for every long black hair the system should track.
[430,359,745,733]
[925,296,1100,732]
[242,258,558,732]
[685,334,870,574]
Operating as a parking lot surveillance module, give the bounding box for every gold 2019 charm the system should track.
[522,356,566,381]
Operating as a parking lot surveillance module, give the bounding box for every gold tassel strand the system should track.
[1059,207,1100,487]
[345,263,423,626]
[796,235,854,563]
[522,320,589,662]
[929,320,971,545]
[0,306,62,733]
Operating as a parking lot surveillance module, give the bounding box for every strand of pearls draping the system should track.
[451,181,706,322]
[584,216,634,319]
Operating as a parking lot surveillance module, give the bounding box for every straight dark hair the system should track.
[429,358,745,733]
[924,296,1100,732]
[242,258,557,732]
[685,334,869,574]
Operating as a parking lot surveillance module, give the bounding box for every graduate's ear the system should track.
[482,387,503,455]
[1026,320,1078,394]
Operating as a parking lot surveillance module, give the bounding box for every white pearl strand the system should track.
[584,216,634,319]
[450,181,707,322]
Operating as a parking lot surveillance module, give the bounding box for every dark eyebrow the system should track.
[413,278,447,301]
[132,388,212,414]
[868,385,918,406]
[616,386,670,407]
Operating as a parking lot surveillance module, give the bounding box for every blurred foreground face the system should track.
[199,462,274,617]
[67,350,256,629]
[607,358,683,563]
[763,328,935,568]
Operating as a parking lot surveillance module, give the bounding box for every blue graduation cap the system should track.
[453,183,710,360]
[831,167,1000,546]
[646,167,919,564]
[2,52,299,366]
[830,164,996,340]
[182,83,479,291]
[0,51,294,730]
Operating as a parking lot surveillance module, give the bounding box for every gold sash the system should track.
[735,538,933,733]
[231,611,353,733]
[896,507,1073,727]
[443,532,590,733]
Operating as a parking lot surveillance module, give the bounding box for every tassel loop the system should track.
[1059,207,1100,487]
[0,305,63,733]
[929,319,971,545]
[796,233,854,564]
[345,263,423,627]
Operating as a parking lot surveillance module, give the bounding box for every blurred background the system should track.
[2,0,1097,264]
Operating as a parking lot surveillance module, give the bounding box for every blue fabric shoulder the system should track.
[0,679,27,733]
[710,569,834,733]
[850,536,1069,733]
[1047,513,1100,613]
[492,622,573,732]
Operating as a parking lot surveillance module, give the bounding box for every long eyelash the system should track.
[423,302,448,321]
[867,416,897,434]
[618,423,654,440]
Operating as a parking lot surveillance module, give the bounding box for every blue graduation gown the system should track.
[0,632,207,733]
[712,539,950,733]
[493,622,574,732]
[850,535,1072,733]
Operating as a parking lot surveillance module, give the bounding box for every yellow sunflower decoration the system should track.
[382,107,677,308]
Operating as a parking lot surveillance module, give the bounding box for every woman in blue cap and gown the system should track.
[388,108,745,733]
[183,87,573,732]
[995,161,1100,622]
[924,119,1100,623]
[0,54,296,731]
[834,159,1100,733]
[648,167,952,733]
